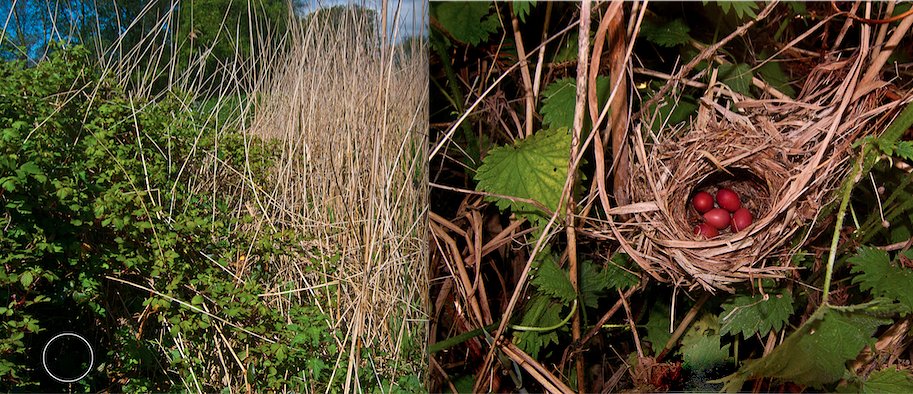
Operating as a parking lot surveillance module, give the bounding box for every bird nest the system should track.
[618,53,911,292]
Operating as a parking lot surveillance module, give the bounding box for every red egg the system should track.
[703,208,731,230]
[694,222,719,239]
[731,208,753,232]
[692,191,714,214]
[716,188,741,212]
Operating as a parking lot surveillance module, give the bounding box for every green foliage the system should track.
[644,300,673,353]
[857,367,913,393]
[717,63,754,96]
[514,294,565,359]
[474,128,577,225]
[531,251,576,304]
[757,60,797,98]
[849,247,913,312]
[0,47,340,391]
[709,1,760,20]
[680,314,730,370]
[640,19,692,48]
[512,1,536,23]
[644,91,699,132]
[719,289,794,338]
[540,77,612,131]
[721,302,896,391]
[431,2,500,46]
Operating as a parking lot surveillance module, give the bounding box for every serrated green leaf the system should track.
[474,128,574,225]
[644,300,673,353]
[431,2,499,46]
[861,367,913,393]
[893,141,913,161]
[711,1,759,20]
[680,314,730,370]
[640,18,691,48]
[718,63,754,96]
[604,253,640,290]
[721,303,893,391]
[579,260,607,309]
[682,334,731,370]
[552,31,578,63]
[514,294,564,359]
[757,60,796,98]
[719,290,794,338]
[19,272,33,288]
[531,251,576,304]
[849,246,913,311]
[540,76,611,131]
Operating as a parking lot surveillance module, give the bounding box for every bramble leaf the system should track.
[721,302,894,391]
[640,18,691,48]
[849,246,913,311]
[719,290,794,338]
[474,128,574,225]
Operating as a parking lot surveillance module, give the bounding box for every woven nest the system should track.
[619,53,911,292]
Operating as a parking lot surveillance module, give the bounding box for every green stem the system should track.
[823,157,864,305]
[512,300,578,332]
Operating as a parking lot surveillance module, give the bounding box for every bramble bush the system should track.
[0,46,341,391]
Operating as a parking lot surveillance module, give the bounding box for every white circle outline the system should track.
[41,332,94,383]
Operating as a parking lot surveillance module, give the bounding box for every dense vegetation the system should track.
[429,2,913,392]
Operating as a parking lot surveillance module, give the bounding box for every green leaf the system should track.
[19,272,33,288]
[514,294,564,359]
[757,60,796,98]
[540,77,611,131]
[474,128,574,225]
[879,100,913,149]
[861,367,913,393]
[849,246,913,311]
[431,2,499,46]
[640,18,691,48]
[893,141,913,161]
[711,1,760,20]
[531,250,576,304]
[680,314,730,370]
[643,91,698,132]
[719,290,794,338]
[552,31,578,63]
[721,302,894,391]
[718,63,754,96]
[578,261,607,309]
[644,300,673,353]
[604,252,640,290]
[512,1,535,23]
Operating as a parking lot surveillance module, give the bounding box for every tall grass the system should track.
[4,0,427,390]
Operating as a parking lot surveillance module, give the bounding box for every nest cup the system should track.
[617,53,908,292]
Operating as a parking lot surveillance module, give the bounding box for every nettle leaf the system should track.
[719,290,794,338]
[531,250,575,304]
[604,252,640,290]
[721,302,894,390]
[474,128,574,225]
[579,261,607,309]
[541,76,611,131]
[849,246,913,311]
[718,63,754,96]
[514,294,565,359]
[640,18,691,48]
[431,2,499,46]
[861,367,913,393]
